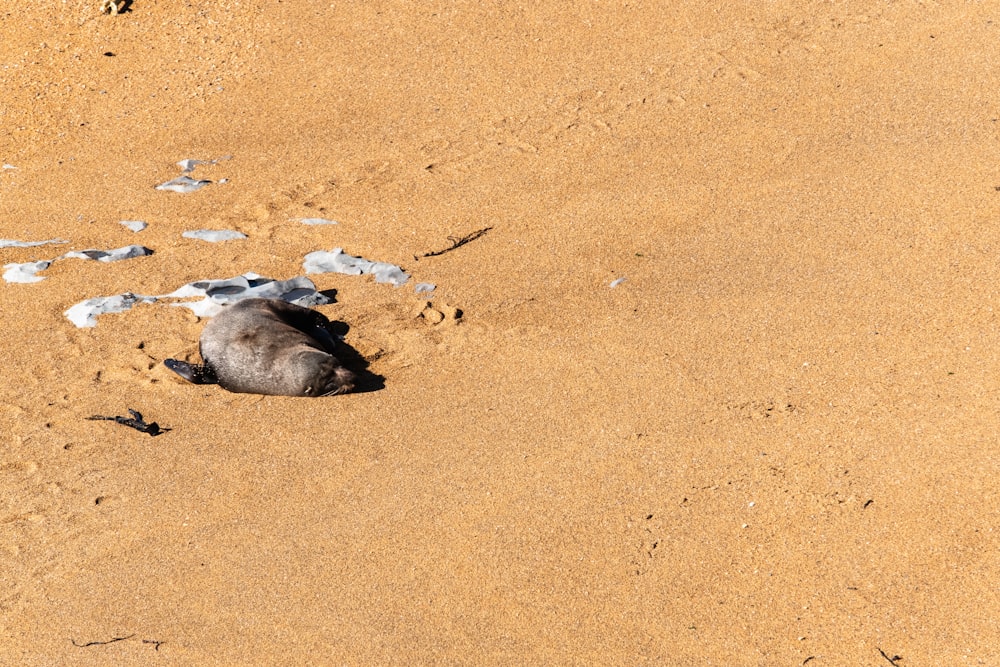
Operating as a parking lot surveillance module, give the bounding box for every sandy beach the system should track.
[1,1,998,664]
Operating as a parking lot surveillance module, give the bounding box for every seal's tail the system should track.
[164,359,219,385]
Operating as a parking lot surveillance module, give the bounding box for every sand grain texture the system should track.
[2,1,999,664]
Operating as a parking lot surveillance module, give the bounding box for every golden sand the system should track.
[1,2,998,664]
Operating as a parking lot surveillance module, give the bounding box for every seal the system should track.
[164,298,356,397]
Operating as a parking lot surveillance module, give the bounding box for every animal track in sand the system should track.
[413,301,463,326]
[0,459,40,475]
[727,398,799,421]
[629,512,666,576]
[246,160,396,223]
[339,296,466,373]
[249,179,337,222]
[95,342,166,387]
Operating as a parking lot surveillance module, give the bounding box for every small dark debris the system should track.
[103,51,115,56]
[803,657,816,665]
[142,639,165,651]
[646,514,653,520]
[878,648,903,666]
[86,409,166,436]
[863,499,874,509]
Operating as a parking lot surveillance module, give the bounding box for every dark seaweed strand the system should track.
[86,410,163,436]
[414,227,493,260]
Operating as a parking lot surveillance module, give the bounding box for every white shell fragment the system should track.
[65,273,330,327]
[303,247,409,286]
[120,220,148,232]
[609,277,627,288]
[182,229,247,242]
[0,238,68,248]
[300,217,338,225]
[155,176,211,193]
[3,261,52,284]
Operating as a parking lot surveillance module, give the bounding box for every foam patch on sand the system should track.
[61,245,153,262]
[178,156,231,173]
[155,176,211,193]
[65,273,330,327]
[120,220,148,232]
[0,238,68,248]
[304,247,409,286]
[3,261,52,284]
[4,245,153,284]
[155,156,232,192]
[64,292,156,327]
[182,229,247,242]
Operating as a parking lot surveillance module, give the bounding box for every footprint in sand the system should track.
[414,301,463,326]
[0,460,40,475]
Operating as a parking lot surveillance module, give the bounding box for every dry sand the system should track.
[2,1,999,664]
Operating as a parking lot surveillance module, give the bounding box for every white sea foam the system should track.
[2,245,152,283]
[65,274,330,327]
[155,175,211,193]
[182,229,247,242]
[65,293,155,328]
[178,156,232,173]
[303,247,409,286]
[61,245,153,262]
[0,238,68,248]
[3,261,52,284]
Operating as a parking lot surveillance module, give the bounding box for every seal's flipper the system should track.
[309,322,340,355]
[164,359,218,385]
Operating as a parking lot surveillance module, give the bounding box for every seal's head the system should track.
[301,356,356,397]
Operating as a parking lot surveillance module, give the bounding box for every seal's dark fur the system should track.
[165,298,355,397]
